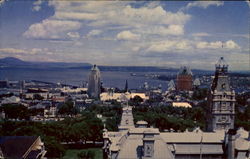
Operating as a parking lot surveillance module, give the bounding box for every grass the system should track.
[63,148,103,159]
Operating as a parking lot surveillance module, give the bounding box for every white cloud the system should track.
[23,19,81,39]
[25,1,191,41]
[182,1,224,10]
[246,1,250,8]
[54,12,99,20]
[146,40,191,53]
[192,32,210,37]
[144,39,240,53]
[33,0,42,6]
[32,0,43,12]
[118,5,190,26]
[49,1,190,27]
[67,32,80,39]
[0,0,6,6]
[0,48,27,54]
[21,1,247,70]
[32,6,41,12]
[224,40,240,49]
[138,25,184,36]
[87,30,102,37]
[117,31,141,41]
[0,48,45,55]
[196,40,240,49]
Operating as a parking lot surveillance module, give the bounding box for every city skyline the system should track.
[0,0,249,70]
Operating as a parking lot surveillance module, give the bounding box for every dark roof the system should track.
[0,136,38,159]
[26,149,42,159]
[91,64,100,72]
[178,66,192,76]
[216,57,228,68]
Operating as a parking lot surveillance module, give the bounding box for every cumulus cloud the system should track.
[54,12,99,20]
[146,40,191,53]
[23,19,81,39]
[138,25,184,36]
[32,0,43,12]
[192,32,211,37]
[119,5,190,26]
[246,1,250,8]
[48,1,190,28]
[117,31,141,41]
[67,32,80,39]
[20,1,246,70]
[196,40,240,49]
[224,40,240,49]
[182,1,224,11]
[144,39,240,53]
[0,0,7,6]
[87,30,102,37]
[25,1,191,41]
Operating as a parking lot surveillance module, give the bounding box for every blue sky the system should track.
[0,0,249,70]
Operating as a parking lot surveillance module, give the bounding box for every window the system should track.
[221,83,226,89]
[218,116,228,123]
[221,102,227,110]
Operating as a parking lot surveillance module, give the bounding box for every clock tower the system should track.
[207,57,235,132]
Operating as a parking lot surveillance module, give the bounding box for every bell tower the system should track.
[207,57,235,132]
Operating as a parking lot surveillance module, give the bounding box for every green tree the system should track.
[58,100,77,115]
[1,104,30,120]
[44,136,65,158]
[129,95,143,106]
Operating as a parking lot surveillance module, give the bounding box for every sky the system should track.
[0,0,249,70]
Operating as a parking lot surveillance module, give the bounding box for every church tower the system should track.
[207,57,235,132]
[87,64,101,99]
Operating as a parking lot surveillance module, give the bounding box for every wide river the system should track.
[0,68,173,91]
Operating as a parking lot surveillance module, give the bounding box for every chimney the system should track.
[227,129,236,159]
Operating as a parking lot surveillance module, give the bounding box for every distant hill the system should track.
[0,57,29,66]
[0,57,91,69]
[1,57,247,75]
[0,57,213,74]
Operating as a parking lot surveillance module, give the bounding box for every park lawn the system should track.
[63,148,103,159]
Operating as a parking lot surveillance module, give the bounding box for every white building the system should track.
[100,92,149,102]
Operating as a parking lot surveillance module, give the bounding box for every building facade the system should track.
[103,57,249,159]
[207,57,236,132]
[103,106,250,159]
[176,66,193,91]
[87,65,101,99]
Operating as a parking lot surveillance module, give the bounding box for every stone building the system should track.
[207,57,236,132]
[87,64,101,99]
[103,106,250,159]
[103,57,249,159]
[176,66,193,91]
